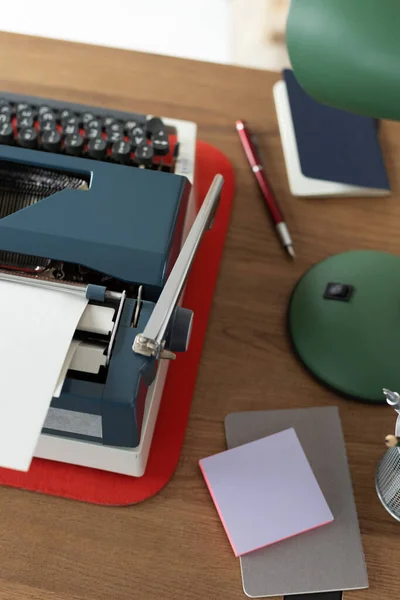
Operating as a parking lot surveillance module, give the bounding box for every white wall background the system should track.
[1,0,233,64]
[1,0,289,71]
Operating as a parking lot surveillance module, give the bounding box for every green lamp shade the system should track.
[286,0,400,121]
[288,250,400,403]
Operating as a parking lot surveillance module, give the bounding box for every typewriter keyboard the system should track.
[0,96,178,171]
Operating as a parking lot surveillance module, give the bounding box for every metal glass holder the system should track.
[375,390,400,521]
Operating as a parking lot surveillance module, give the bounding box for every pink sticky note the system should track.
[199,428,333,557]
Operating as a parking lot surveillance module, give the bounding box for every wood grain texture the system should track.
[0,31,398,600]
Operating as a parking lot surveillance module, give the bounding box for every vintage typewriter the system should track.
[0,92,223,476]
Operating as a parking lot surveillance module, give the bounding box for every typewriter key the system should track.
[17,116,34,130]
[130,132,146,150]
[0,122,14,144]
[111,140,131,164]
[63,123,80,137]
[63,115,81,128]
[41,129,62,152]
[64,133,84,155]
[130,125,145,138]
[103,116,115,128]
[16,102,32,114]
[88,137,107,160]
[86,118,103,131]
[0,113,10,125]
[0,103,12,118]
[86,127,101,140]
[18,127,38,149]
[129,125,145,141]
[82,112,96,125]
[40,120,57,133]
[107,121,123,135]
[60,109,75,123]
[152,131,170,156]
[125,119,140,133]
[146,117,164,136]
[108,130,124,145]
[18,108,35,120]
[38,105,53,116]
[39,110,56,124]
[135,143,154,167]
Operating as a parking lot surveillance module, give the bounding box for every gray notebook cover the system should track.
[225,407,368,598]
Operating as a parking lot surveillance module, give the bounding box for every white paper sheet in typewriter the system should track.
[0,280,88,472]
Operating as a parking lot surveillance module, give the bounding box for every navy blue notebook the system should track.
[273,69,390,197]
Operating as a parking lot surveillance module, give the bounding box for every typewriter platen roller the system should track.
[0,91,223,477]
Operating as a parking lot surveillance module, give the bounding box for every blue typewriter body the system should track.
[0,144,190,292]
[0,92,201,475]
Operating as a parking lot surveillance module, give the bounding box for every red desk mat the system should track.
[0,141,235,505]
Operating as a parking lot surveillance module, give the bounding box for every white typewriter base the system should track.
[34,359,170,477]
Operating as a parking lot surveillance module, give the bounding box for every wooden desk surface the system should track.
[0,32,398,600]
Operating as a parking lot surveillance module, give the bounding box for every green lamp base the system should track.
[288,250,400,404]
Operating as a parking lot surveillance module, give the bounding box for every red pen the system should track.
[235,120,295,259]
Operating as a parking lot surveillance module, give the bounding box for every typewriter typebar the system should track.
[0,91,222,477]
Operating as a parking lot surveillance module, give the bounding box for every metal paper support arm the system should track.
[133,173,224,359]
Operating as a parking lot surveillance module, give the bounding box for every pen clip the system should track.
[250,133,266,166]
